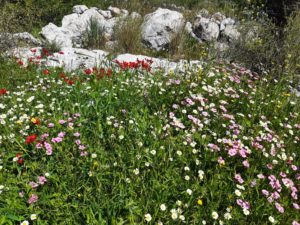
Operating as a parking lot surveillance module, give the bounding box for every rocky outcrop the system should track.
[0,32,42,50]
[38,5,241,53]
[193,17,220,41]
[141,8,185,51]
[8,47,203,74]
[40,6,125,48]
[190,11,239,45]
[3,5,244,73]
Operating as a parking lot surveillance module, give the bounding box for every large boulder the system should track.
[193,16,220,41]
[72,5,88,14]
[40,7,117,48]
[141,8,185,51]
[41,23,73,48]
[220,18,235,31]
[222,25,240,42]
[0,32,42,51]
[45,47,109,71]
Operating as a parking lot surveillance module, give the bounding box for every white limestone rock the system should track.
[193,16,220,41]
[72,5,88,14]
[40,23,73,48]
[222,25,240,41]
[141,8,185,51]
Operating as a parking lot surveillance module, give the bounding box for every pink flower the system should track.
[236,199,250,210]
[217,157,225,165]
[38,176,47,185]
[267,196,274,203]
[282,178,294,188]
[79,145,86,150]
[28,194,38,204]
[235,173,244,184]
[291,191,298,200]
[267,164,273,170]
[51,137,63,143]
[59,120,66,124]
[291,165,298,171]
[73,132,80,137]
[208,143,220,152]
[292,221,300,225]
[271,191,280,200]
[40,133,49,140]
[48,123,54,128]
[29,181,39,189]
[242,160,250,168]
[228,148,238,156]
[58,132,66,138]
[239,149,247,158]
[280,172,287,178]
[80,151,88,156]
[293,203,300,210]
[257,174,265,179]
[44,142,53,155]
[275,202,284,213]
[35,142,43,149]
[262,189,269,196]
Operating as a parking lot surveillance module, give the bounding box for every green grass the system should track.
[0,58,299,224]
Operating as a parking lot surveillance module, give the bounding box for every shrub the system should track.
[113,17,144,54]
[43,41,62,54]
[82,18,106,50]
[167,29,209,61]
[283,10,300,79]
[224,18,284,74]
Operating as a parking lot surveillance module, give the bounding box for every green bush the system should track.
[113,17,144,54]
[82,18,107,50]
[283,10,300,79]
[224,18,284,74]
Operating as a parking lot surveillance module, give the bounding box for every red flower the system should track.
[25,134,38,144]
[59,72,66,78]
[59,51,64,55]
[0,88,7,95]
[64,79,74,85]
[31,118,40,125]
[18,158,24,165]
[30,48,37,53]
[43,69,50,75]
[84,68,93,75]
[42,48,49,56]
[15,153,24,165]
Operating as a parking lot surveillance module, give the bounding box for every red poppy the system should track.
[31,118,40,125]
[0,88,7,95]
[43,69,50,75]
[16,153,22,158]
[25,134,38,144]
[64,78,74,85]
[42,48,49,56]
[84,68,93,75]
[17,158,24,165]
[59,72,66,78]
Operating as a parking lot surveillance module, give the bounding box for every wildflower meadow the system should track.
[0,50,299,225]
